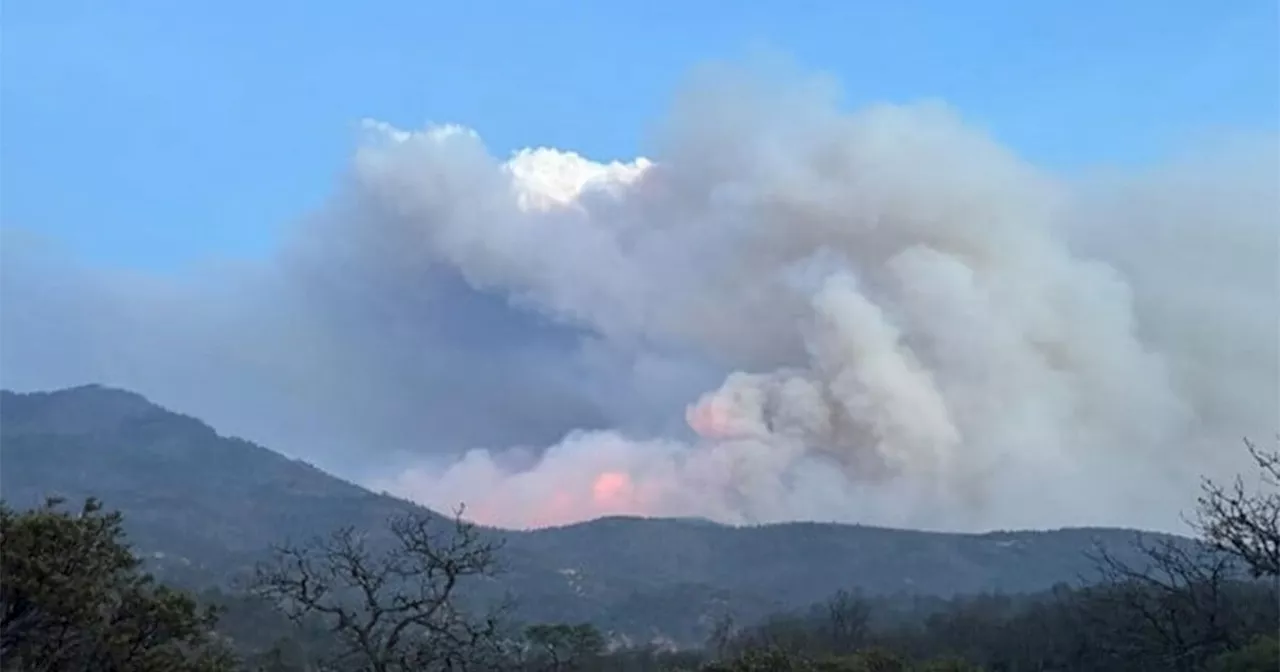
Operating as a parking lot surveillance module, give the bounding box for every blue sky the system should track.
[3,0,1277,271]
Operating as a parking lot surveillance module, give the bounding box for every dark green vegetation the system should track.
[0,498,238,671]
[2,385,1277,670]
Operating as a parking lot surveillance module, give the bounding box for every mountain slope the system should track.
[1,385,421,580]
[0,385,1174,640]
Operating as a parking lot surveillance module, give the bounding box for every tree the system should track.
[1204,634,1280,672]
[700,648,809,672]
[522,622,606,671]
[701,648,914,672]
[706,613,739,660]
[1082,534,1275,671]
[911,657,983,672]
[251,507,506,672]
[821,590,871,655]
[0,497,235,672]
[1195,438,1280,579]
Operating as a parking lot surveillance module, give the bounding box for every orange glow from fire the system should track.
[487,469,656,528]
[520,490,578,528]
[448,466,672,530]
[591,470,634,505]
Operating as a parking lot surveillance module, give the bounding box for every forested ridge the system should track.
[0,387,1181,639]
[2,386,1277,670]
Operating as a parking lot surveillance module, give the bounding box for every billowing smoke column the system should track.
[3,66,1276,532]
[352,71,1278,532]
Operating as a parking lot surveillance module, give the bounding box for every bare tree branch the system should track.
[1194,438,1280,579]
[251,507,507,672]
[1084,534,1257,670]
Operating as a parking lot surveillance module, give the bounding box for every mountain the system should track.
[0,385,1173,642]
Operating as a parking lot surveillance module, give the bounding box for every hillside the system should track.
[0,385,1173,641]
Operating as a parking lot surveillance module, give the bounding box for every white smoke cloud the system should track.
[3,65,1276,533]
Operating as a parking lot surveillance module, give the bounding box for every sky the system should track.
[3,0,1277,271]
[1,2,1277,534]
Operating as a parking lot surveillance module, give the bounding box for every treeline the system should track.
[701,571,1277,671]
[2,441,1277,671]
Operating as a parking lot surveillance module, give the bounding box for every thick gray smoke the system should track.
[3,66,1276,532]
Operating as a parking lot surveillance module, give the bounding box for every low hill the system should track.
[0,385,1172,642]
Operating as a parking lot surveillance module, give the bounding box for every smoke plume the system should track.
[3,65,1276,532]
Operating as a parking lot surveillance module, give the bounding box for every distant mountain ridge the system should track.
[0,384,1176,640]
